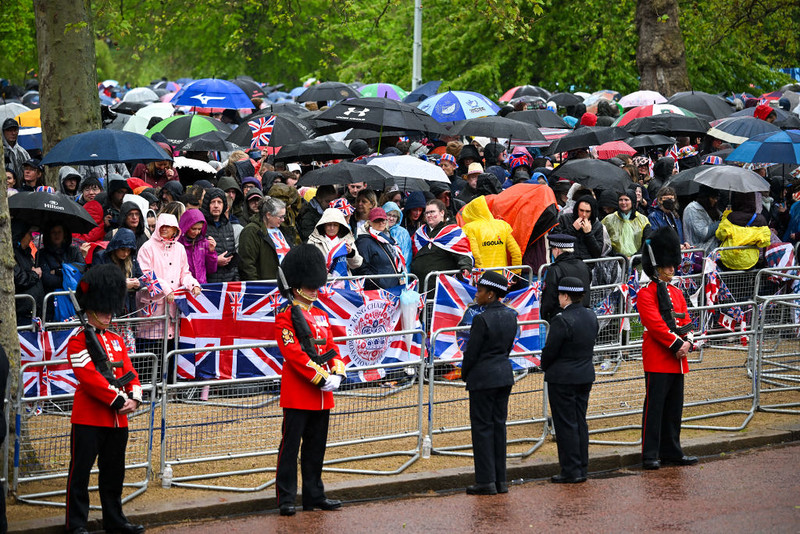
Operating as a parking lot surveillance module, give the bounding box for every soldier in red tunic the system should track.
[274,245,346,517]
[65,264,144,534]
[638,226,699,471]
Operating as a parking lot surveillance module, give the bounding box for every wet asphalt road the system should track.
[151,444,800,534]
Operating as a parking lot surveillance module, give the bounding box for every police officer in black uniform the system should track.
[461,270,518,495]
[541,276,598,484]
[540,234,591,322]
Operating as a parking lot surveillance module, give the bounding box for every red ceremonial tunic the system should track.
[276,302,345,411]
[67,327,143,428]
[638,281,692,374]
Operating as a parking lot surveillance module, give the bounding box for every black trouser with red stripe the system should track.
[65,424,129,532]
[642,372,685,462]
[276,408,330,508]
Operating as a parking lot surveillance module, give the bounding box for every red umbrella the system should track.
[612,104,697,127]
[596,140,637,159]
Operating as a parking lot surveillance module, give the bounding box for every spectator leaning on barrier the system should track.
[601,189,651,259]
[539,234,591,322]
[91,228,143,315]
[715,191,771,271]
[554,194,605,260]
[12,219,44,326]
[36,223,86,314]
[411,199,474,289]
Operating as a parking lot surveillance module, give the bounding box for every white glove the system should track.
[320,374,342,392]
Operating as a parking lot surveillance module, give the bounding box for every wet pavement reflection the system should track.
[151,444,800,534]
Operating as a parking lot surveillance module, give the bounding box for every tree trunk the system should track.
[635,0,690,95]
[33,0,101,188]
[0,143,20,399]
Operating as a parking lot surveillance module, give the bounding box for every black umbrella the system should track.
[549,92,584,107]
[296,82,361,103]
[506,110,570,129]
[623,114,710,135]
[547,126,631,154]
[242,103,306,120]
[549,158,632,191]
[230,78,266,99]
[402,80,443,104]
[730,107,800,130]
[273,139,354,163]
[392,176,430,192]
[176,130,243,152]
[627,134,677,149]
[9,191,98,233]
[317,97,444,135]
[296,162,393,190]
[40,129,172,166]
[344,127,422,140]
[663,166,707,196]
[226,115,316,148]
[667,91,733,120]
[448,116,546,141]
[502,85,551,101]
[111,100,148,115]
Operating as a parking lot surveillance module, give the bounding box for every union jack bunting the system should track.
[20,328,79,398]
[139,270,163,297]
[430,274,542,369]
[247,115,276,148]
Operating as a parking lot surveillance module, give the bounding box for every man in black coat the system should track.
[540,234,591,322]
[461,271,518,496]
[541,276,598,483]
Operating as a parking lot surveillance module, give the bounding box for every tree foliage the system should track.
[1,0,797,97]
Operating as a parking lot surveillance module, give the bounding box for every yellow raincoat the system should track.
[715,211,771,270]
[460,196,522,269]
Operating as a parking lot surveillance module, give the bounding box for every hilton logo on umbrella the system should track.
[44,200,65,211]
[343,107,369,118]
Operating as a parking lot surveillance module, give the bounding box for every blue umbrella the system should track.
[707,116,780,145]
[289,86,306,98]
[418,90,500,122]
[726,129,800,164]
[170,78,254,109]
[40,129,172,166]
[17,127,42,151]
[402,80,442,104]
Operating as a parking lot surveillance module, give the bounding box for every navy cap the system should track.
[548,233,576,249]
[557,276,585,294]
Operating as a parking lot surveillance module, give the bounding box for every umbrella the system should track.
[623,114,710,135]
[317,97,443,134]
[549,158,632,191]
[549,93,584,107]
[14,108,41,128]
[296,81,361,103]
[40,129,172,166]
[547,126,631,154]
[418,91,500,122]
[776,114,800,130]
[499,85,551,102]
[176,130,243,152]
[506,110,571,129]
[706,117,781,145]
[730,107,800,129]
[296,162,393,190]
[0,102,31,123]
[509,95,547,109]
[152,80,181,92]
[136,102,175,122]
[9,191,98,233]
[243,103,306,119]
[694,165,771,193]
[17,127,42,152]
[627,134,677,149]
[224,114,314,149]
[613,104,697,127]
[344,127,416,140]
[111,100,148,115]
[667,91,733,120]
[172,156,218,184]
[392,176,430,192]
[359,83,408,101]
[122,87,159,103]
[366,155,450,183]
[272,139,354,163]
[619,90,667,108]
[121,115,151,135]
[146,115,233,146]
[447,116,546,142]
[230,78,266,99]
[663,166,708,196]
[402,80,442,104]
[583,90,620,113]
[725,130,800,164]
[596,140,637,159]
[171,78,254,109]
[21,91,40,109]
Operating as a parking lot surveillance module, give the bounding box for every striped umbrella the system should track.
[145,115,233,146]
[613,104,696,127]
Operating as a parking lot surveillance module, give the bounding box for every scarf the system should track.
[413,223,473,259]
[369,227,405,273]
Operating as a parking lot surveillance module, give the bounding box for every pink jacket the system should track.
[137,213,200,339]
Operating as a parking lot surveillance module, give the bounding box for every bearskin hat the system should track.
[642,226,682,279]
[281,244,328,290]
[76,264,127,315]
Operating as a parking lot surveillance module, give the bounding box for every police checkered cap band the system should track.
[548,234,576,249]
[479,278,508,291]
[558,284,584,292]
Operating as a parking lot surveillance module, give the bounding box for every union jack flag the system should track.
[141,301,158,317]
[20,329,79,398]
[666,144,680,172]
[247,115,276,148]
[626,272,641,311]
[139,270,163,297]
[430,274,542,369]
[594,294,615,316]
[326,240,349,277]
[412,224,473,259]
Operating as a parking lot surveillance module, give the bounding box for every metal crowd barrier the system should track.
[425,320,549,459]
[13,353,158,507]
[159,329,427,492]
[15,294,37,332]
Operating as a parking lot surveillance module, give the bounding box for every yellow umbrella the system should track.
[15,108,41,128]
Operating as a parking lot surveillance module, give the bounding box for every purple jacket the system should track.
[178,208,218,284]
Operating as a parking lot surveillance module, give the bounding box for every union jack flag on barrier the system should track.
[139,270,163,297]
[430,274,542,369]
[176,281,422,382]
[20,328,79,398]
[247,115,276,148]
